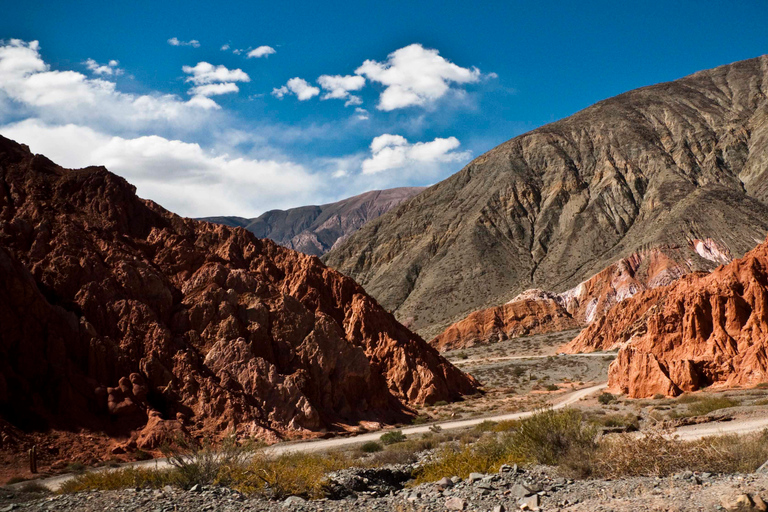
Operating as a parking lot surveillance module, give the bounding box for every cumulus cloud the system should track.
[355,43,481,111]
[354,107,369,120]
[84,58,123,76]
[272,77,319,101]
[220,44,230,51]
[182,62,250,85]
[188,82,240,97]
[1,119,322,217]
[247,46,276,58]
[361,133,471,174]
[317,74,365,101]
[0,39,216,130]
[168,37,200,48]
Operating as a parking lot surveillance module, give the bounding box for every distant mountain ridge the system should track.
[203,187,424,256]
[325,55,768,340]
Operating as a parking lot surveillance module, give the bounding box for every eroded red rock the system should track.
[563,239,768,397]
[0,136,478,457]
[432,247,701,351]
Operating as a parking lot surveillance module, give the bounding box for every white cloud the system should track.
[317,74,365,101]
[247,46,276,58]
[182,62,250,85]
[354,107,369,120]
[355,43,481,111]
[0,39,216,130]
[271,77,319,101]
[188,82,240,97]
[344,96,362,107]
[362,133,471,174]
[0,119,322,217]
[168,37,200,48]
[85,58,123,76]
[220,44,230,51]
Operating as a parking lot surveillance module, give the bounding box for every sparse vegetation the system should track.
[380,430,407,445]
[671,395,739,418]
[360,441,383,453]
[597,392,615,405]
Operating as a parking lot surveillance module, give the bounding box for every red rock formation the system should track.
[0,136,478,452]
[563,239,768,397]
[432,247,703,351]
[431,292,577,351]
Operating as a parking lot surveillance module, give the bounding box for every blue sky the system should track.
[0,1,766,217]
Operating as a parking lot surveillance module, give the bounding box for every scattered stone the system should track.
[283,496,307,507]
[445,496,467,510]
[189,484,201,493]
[469,473,484,483]
[518,494,539,510]
[510,484,532,499]
[436,477,454,489]
[492,506,506,512]
[721,493,765,512]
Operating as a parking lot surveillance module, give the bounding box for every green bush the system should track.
[545,384,559,391]
[597,392,615,405]
[380,430,406,445]
[360,441,383,453]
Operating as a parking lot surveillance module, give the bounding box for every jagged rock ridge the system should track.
[0,136,477,453]
[563,238,768,397]
[325,55,768,340]
[432,243,719,351]
[203,187,424,256]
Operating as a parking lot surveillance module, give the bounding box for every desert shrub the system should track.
[505,409,597,466]
[59,467,173,493]
[415,409,596,483]
[589,413,639,430]
[597,392,615,405]
[411,415,430,425]
[474,420,498,432]
[227,452,349,499]
[360,441,383,453]
[653,393,665,400]
[415,435,507,484]
[671,395,739,418]
[163,432,251,489]
[380,430,406,445]
[433,400,449,407]
[6,476,28,485]
[545,384,560,391]
[587,429,768,478]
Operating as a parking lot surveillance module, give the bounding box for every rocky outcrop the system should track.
[326,55,768,340]
[0,136,477,451]
[431,291,577,351]
[432,246,707,351]
[203,187,424,256]
[562,238,768,397]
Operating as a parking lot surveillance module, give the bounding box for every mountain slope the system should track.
[325,55,768,339]
[203,187,424,256]
[0,136,477,457]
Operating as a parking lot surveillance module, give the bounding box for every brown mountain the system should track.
[563,238,768,397]
[0,136,477,459]
[203,187,424,257]
[325,55,768,340]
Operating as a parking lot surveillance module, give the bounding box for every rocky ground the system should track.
[3,464,768,511]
